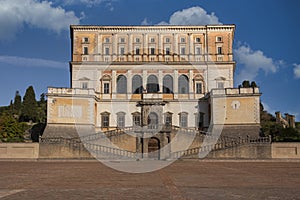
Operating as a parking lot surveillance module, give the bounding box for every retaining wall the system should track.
[0,143,39,159]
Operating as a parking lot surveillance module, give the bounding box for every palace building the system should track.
[42,25,261,158]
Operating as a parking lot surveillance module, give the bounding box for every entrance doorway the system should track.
[148,137,160,159]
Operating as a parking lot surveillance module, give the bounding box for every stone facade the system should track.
[42,25,261,158]
[275,111,296,128]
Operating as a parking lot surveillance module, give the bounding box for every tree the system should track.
[250,81,257,88]
[13,91,22,116]
[39,93,46,104]
[37,93,47,123]
[0,113,24,142]
[31,123,46,142]
[242,80,250,88]
[21,86,38,122]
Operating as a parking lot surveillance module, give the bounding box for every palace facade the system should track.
[43,25,261,141]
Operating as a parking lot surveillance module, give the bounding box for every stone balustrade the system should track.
[48,87,96,96]
[211,87,260,96]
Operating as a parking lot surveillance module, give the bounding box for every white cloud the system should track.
[157,6,221,25]
[234,44,279,84]
[0,55,68,69]
[59,0,114,8]
[0,0,81,40]
[293,64,300,79]
[141,18,151,25]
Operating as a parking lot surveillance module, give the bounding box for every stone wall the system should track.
[206,144,272,159]
[220,125,261,138]
[272,143,300,159]
[39,142,92,159]
[0,143,39,159]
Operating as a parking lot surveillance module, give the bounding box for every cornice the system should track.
[70,25,235,32]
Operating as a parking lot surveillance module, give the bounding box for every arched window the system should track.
[132,75,143,94]
[163,75,173,94]
[117,75,127,94]
[178,75,189,94]
[147,75,159,93]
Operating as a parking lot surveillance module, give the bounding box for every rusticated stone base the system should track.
[220,124,261,138]
[42,124,95,138]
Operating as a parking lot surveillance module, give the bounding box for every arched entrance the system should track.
[148,137,160,159]
[147,112,158,129]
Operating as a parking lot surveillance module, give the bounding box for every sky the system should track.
[0,0,299,121]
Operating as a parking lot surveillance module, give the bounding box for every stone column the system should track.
[127,33,131,61]
[174,33,178,61]
[112,70,116,98]
[127,70,132,98]
[159,70,163,93]
[188,33,193,61]
[98,34,102,61]
[143,70,147,91]
[174,70,178,99]
[97,70,102,93]
[112,33,117,61]
[189,70,194,99]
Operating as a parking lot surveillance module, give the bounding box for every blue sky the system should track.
[0,0,299,121]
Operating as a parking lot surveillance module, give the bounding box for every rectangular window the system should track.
[83,47,88,55]
[150,38,155,43]
[195,37,201,43]
[150,48,155,55]
[136,38,140,43]
[102,115,109,127]
[181,47,186,55]
[196,83,202,94]
[82,82,88,89]
[217,47,222,54]
[133,115,141,126]
[104,83,110,94]
[105,38,110,43]
[83,37,89,43]
[165,47,170,55]
[120,38,125,43]
[217,82,224,89]
[195,47,201,55]
[120,47,125,55]
[181,38,185,43]
[165,115,172,126]
[216,36,222,42]
[180,114,188,128]
[105,47,109,55]
[166,38,170,43]
[135,47,140,55]
[117,115,125,128]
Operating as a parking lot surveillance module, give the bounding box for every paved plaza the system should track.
[0,160,299,199]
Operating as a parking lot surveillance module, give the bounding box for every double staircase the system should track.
[40,125,271,160]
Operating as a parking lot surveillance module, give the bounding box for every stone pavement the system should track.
[0,160,299,199]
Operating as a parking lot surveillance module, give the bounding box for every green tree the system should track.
[242,80,251,88]
[0,113,24,142]
[250,81,258,88]
[37,93,47,123]
[31,123,46,142]
[13,91,22,116]
[21,86,38,122]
